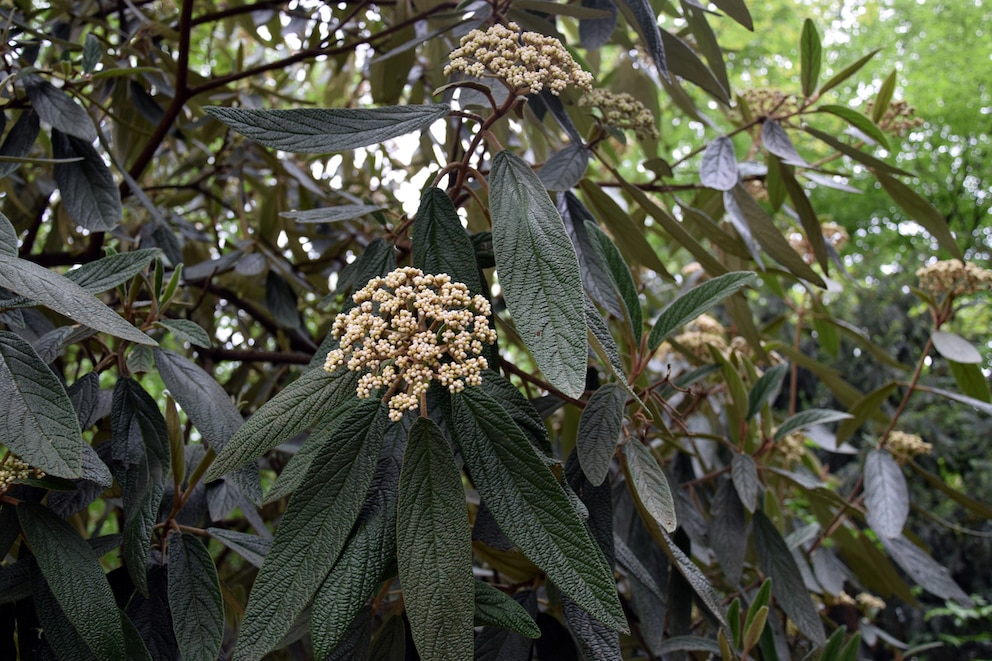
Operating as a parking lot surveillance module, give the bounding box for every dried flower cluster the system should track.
[324,268,496,421]
[0,453,43,493]
[916,259,992,299]
[856,592,886,612]
[865,99,925,136]
[445,22,593,96]
[737,88,799,119]
[579,89,659,140]
[776,432,807,465]
[886,430,932,457]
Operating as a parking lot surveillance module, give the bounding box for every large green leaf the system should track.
[490,150,587,399]
[205,367,358,480]
[65,249,161,294]
[622,440,677,533]
[874,171,962,259]
[0,254,155,345]
[0,332,108,482]
[451,388,627,632]
[473,581,541,638]
[412,187,482,295]
[864,449,908,539]
[24,77,97,141]
[235,400,388,660]
[577,383,626,487]
[206,528,270,569]
[947,360,991,403]
[746,362,789,420]
[168,533,224,661]
[17,503,127,660]
[397,417,474,660]
[647,271,757,351]
[204,104,450,153]
[52,130,123,232]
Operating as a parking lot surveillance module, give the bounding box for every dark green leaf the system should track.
[700,136,738,191]
[577,383,625,486]
[761,121,807,166]
[747,362,789,420]
[819,49,880,96]
[882,536,973,607]
[29,557,100,661]
[799,19,821,97]
[280,204,382,223]
[921,384,992,416]
[710,479,746,585]
[731,453,759,513]
[616,0,667,77]
[452,388,627,632]
[776,159,829,271]
[52,130,123,232]
[683,3,730,97]
[558,193,624,319]
[205,367,359,480]
[874,171,962,259]
[623,440,676,533]
[235,400,388,660]
[17,503,127,659]
[585,220,643,342]
[754,512,825,645]
[0,110,41,179]
[0,557,31,605]
[490,150,587,399]
[369,614,406,660]
[947,360,991,403]
[584,299,643,410]
[657,529,729,631]
[398,417,473,661]
[412,187,482,295]
[804,126,911,177]
[265,271,301,330]
[323,606,372,661]
[156,319,211,348]
[864,449,908,539]
[872,70,897,124]
[654,636,723,655]
[647,271,757,351]
[0,332,110,484]
[774,408,853,441]
[579,0,618,50]
[661,30,728,102]
[82,34,101,72]
[562,593,622,661]
[0,211,16,257]
[0,254,155,345]
[480,370,553,455]
[817,105,890,149]
[206,528,270,568]
[204,104,450,153]
[474,582,541,638]
[65,248,160,294]
[539,145,590,191]
[24,77,97,141]
[168,533,224,661]
[710,0,752,30]
[907,460,992,519]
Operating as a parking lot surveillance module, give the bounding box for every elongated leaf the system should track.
[205,104,450,153]
[700,136,738,191]
[647,271,757,351]
[490,150,587,399]
[656,529,729,631]
[774,408,853,441]
[24,77,97,141]
[931,331,982,364]
[874,171,962,259]
[616,0,667,77]
[474,582,541,638]
[0,331,95,480]
[804,126,911,177]
[0,212,16,257]
[398,418,473,660]
[776,159,829,271]
[480,370,553,455]
[585,220,642,341]
[872,70,897,124]
[761,121,807,166]
[731,453,759,513]
[157,319,211,348]
[17,503,127,660]
[799,19,821,97]
[280,204,382,223]
[882,535,973,607]
[819,49,880,95]
[577,383,625,486]
[452,388,627,632]
[947,360,991,403]
[817,105,890,149]
[623,440,676,533]
[682,2,730,97]
[412,187,482,295]
[922,384,992,416]
[206,528,270,568]
[0,254,155,345]
[235,400,388,660]
[557,193,623,319]
[747,362,789,420]
[584,299,643,410]
[66,249,160,294]
[907,461,992,519]
[710,0,752,30]
[540,145,590,191]
[864,449,908,539]
[711,479,746,585]
[0,110,41,179]
[52,130,122,232]
[562,592,622,661]
[168,533,223,661]
[753,511,825,645]
[579,0,618,49]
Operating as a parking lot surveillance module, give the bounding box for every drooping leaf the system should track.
[0,331,94,480]
[474,582,541,638]
[480,370,553,455]
[585,220,643,341]
[0,211,16,257]
[623,440,677,533]
[539,145,590,191]
[265,271,301,330]
[931,330,981,364]
[947,360,991,403]
[206,528,271,569]
[205,104,450,153]
[700,136,738,191]
[452,388,628,632]
[412,187,482,295]
[682,2,730,97]
[156,319,211,348]
[747,362,789,420]
[709,0,752,30]
[235,400,388,660]
[775,159,829,271]
[656,529,729,631]
[710,478,746,585]
[799,19,821,97]
[647,271,757,351]
[398,417,473,661]
[52,130,123,232]
[323,607,373,661]
[557,193,624,319]
[0,110,41,179]
[774,408,853,441]
[804,126,911,177]
[761,121,807,166]
[0,254,155,345]
[907,461,992,519]
[17,503,127,660]
[616,0,667,77]
[882,535,973,607]
[280,204,382,223]
[731,453,760,513]
[29,556,100,661]
[167,533,224,661]
[490,150,587,399]
[753,512,825,645]
[577,383,625,486]
[23,77,97,141]
[562,593,622,661]
[817,105,890,149]
[864,449,909,539]
[64,249,160,294]
[874,171,962,259]
[584,299,644,410]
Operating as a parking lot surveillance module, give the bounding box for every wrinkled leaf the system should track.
[700,136,738,191]
[168,533,224,661]
[731,453,759,513]
[647,271,757,351]
[774,408,853,441]
[206,528,271,569]
[156,319,211,348]
[539,145,590,191]
[0,110,41,179]
[24,77,97,141]
[623,440,676,533]
[412,187,482,295]
[882,536,973,607]
[585,220,642,341]
[558,193,623,319]
[52,130,123,232]
[864,449,909,539]
[474,582,541,638]
[577,383,625,486]
[616,0,667,77]
[579,0,618,49]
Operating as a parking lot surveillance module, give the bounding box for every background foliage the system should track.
[1,0,990,659]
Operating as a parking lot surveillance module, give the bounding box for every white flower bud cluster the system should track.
[0,453,44,493]
[579,89,659,140]
[324,267,497,421]
[776,432,807,465]
[444,22,593,96]
[916,259,992,299]
[856,592,886,611]
[886,430,932,457]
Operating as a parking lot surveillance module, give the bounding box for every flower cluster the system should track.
[579,89,659,140]
[776,432,807,465]
[0,453,44,493]
[856,592,886,612]
[736,88,799,120]
[886,430,932,457]
[444,22,593,96]
[324,268,497,421]
[916,259,992,299]
[865,99,925,136]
